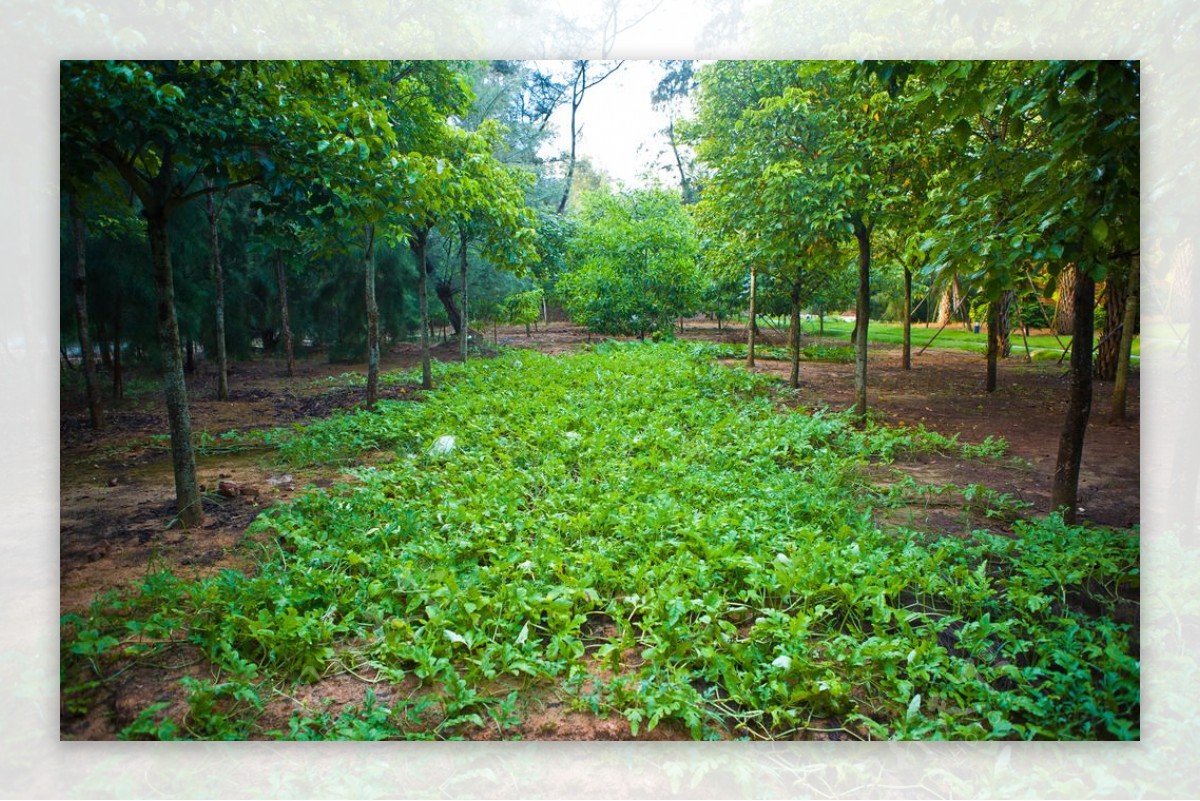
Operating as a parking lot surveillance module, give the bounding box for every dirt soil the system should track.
[59,321,1139,740]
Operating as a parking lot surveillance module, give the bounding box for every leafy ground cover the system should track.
[61,342,1139,740]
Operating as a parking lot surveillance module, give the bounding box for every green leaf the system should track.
[906,693,922,720]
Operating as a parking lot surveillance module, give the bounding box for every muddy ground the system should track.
[59,320,1139,740]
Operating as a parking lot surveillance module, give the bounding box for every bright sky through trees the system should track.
[539,60,690,188]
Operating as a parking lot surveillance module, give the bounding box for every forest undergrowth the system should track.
[62,342,1139,740]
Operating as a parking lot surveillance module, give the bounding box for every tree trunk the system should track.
[147,208,203,528]
[986,297,999,393]
[1110,255,1139,422]
[998,289,1014,358]
[746,266,757,368]
[416,229,433,390]
[667,117,695,204]
[276,250,295,377]
[902,266,912,371]
[1095,270,1127,381]
[557,69,583,215]
[937,280,954,325]
[364,224,380,408]
[206,184,229,400]
[434,279,463,336]
[69,196,103,430]
[852,216,871,421]
[1051,270,1096,523]
[459,232,470,362]
[1054,264,1077,335]
[788,278,802,389]
[186,338,196,374]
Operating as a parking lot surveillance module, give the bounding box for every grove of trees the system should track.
[61,59,1138,528]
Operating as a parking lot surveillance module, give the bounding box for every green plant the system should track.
[63,343,1138,741]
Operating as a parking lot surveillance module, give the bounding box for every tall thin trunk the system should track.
[667,117,694,204]
[276,250,294,377]
[459,232,470,362]
[185,338,196,374]
[205,184,229,400]
[416,229,433,390]
[852,216,871,421]
[1110,255,1139,422]
[364,224,379,408]
[69,195,103,430]
[986,297,1000,393]
[1051,270,1096,523]
[147,207,202,528]
[1096,270,1128,381]
[746,266,757,368]
[557,69,583,215]
[788,278,802,389]
[902,266,912,370]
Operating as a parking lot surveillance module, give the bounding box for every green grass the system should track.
[62,343,1139,741]
[750,316,1139,363]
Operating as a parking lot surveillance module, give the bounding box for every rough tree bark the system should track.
[937,281,954,326]
[1051,269,1096,523]
[276,250,295,378]
[69,194,103,430]
[147,205,203,528]
[363,224,380,409]
[1054,264,1077,335]
[205,183,229,400]
[1110,255,1139,423]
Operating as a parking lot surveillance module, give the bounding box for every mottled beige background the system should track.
[7,1,1192,796]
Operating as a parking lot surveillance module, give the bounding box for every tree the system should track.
[299,62,469,403]
[1026,61,1139,520]
[691,61,913,398]
[204,180,232,398]
[436,121,539,362]
[65,192,104,430]
[558,188,701,339]
[552,60,624,215]
[904,61,1052,393]
[61,61,289,527]
[651,59,700,204]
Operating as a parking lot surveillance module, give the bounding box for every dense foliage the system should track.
[63,345,1138,741]
[557,189,702,338]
